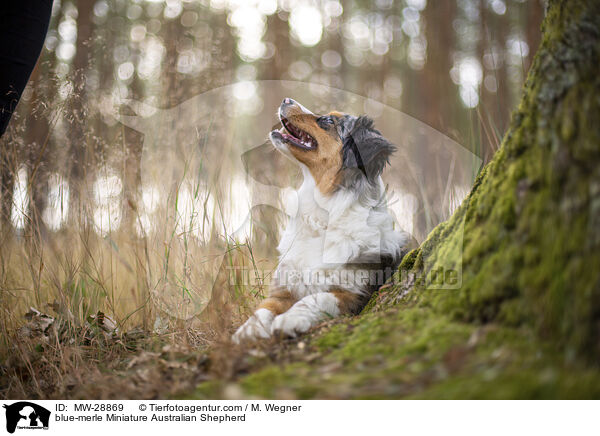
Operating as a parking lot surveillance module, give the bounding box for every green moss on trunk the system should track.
[377,0,600,360]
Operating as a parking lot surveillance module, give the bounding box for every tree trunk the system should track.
[387,0,600,360]
[525,0,545,72]
[68,0,94,224]
[421,0,456,133]
[25,63,51,240]
[0,140,16,230]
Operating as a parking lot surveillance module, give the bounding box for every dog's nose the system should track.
[282,97,295,106]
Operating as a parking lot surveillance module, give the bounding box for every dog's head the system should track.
[269,98,396,195]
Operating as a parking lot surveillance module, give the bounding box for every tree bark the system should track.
[0,140,16,230]
[68,0,94,224]
[387,0,600,360]
[25,63,51,240]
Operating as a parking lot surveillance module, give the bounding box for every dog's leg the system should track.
[271,290,363,338]
[232,290,296,343]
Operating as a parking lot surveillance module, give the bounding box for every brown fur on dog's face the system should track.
[269,98,396,196]
[270,99,346,195]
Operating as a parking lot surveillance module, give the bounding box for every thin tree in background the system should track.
[68,0,94,224]
[421,0,457,134]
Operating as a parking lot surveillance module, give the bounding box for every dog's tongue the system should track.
[278,124,297,141]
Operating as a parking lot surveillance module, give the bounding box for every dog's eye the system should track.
[318,116,334,129]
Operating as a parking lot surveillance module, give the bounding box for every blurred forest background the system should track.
[0,0,545,369]
[1,0,544,241]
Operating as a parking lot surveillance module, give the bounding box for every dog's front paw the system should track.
[232,309,275,344]
[271,312,313,338]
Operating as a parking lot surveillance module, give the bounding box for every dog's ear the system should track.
[340,115,396,183]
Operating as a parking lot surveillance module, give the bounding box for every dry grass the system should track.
[0,202,277,399]
[0,72,288,398]
[0,61,300,399]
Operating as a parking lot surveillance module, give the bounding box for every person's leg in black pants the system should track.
[0,0,54,137]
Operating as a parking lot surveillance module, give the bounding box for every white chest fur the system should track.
[273,167,408,298]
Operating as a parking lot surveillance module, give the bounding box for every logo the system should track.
[2,402,50,434]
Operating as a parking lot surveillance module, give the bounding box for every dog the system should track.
[233,98,409,342]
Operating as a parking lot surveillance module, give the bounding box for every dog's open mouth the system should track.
[278,117,317,150]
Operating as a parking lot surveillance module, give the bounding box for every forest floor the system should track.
[4,285,600,400]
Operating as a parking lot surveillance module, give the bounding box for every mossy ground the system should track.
[189,306,600,399]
